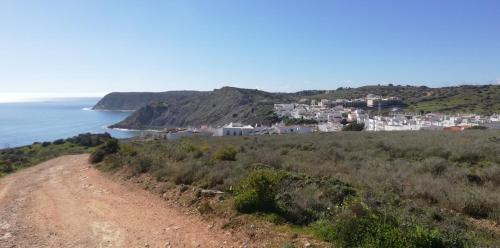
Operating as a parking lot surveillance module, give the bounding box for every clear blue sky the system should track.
[1,0,499,97]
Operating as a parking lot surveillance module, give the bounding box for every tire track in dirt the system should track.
[0,154,243,248]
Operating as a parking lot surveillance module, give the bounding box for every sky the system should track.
[0,0,499,99]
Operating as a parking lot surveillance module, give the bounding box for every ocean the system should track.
[0,98,137,149]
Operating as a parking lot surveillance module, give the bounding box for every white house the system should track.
[217,122,255,136]
[366,94,382,107]
[348,110,365,123]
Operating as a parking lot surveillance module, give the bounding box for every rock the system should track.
[201,189,225,197]
[304,242,311,248]
[0,233,12,240]
[164,241,171,248]
[162,193,169,200]
[0,222,10,230]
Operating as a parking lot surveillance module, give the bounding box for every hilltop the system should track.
[94,84,500,130]
[106,87,291,129]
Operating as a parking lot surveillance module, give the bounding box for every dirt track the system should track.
[0,155,242,248]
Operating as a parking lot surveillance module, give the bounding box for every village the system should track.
[144,94,500,140]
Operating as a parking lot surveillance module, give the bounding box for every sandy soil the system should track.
[0,155,244,248]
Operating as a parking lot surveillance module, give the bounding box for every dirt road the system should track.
[0,155,242,248]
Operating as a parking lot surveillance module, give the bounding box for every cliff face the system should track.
[92,91,205,111]
[107,87,289,129]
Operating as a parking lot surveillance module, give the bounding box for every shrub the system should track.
[329,211,448,248]
[131,156,153,175]
[276,177,356,225]
[467,126,487,130]
[213,146,237,161]
[234,169,285,213]
[462,197,494,219]
[89,139,120,164]
[119,144,138,157]
[53,139,65,145]
[234,190,261,213]
[0,162,15,173]
[342,122,365,131]
[450,151,482,164]
[310,220,336,242]
[68,132,112,147]
[197,201,214,215]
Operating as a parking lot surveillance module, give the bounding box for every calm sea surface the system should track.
[0,98,137,148]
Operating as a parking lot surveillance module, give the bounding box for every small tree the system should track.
[342,122,365,131]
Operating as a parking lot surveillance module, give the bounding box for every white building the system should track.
[217,122,255,136]
[318,122,342,132]
[366,94,382,107]
[347,109,366,123]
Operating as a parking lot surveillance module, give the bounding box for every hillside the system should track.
[92,91,205,111]
[96,84,500,130]
[109,87,291,129]
[306,84,500,114]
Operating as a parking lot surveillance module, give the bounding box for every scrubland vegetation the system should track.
[0,133,114,176]
[95,130,500,247]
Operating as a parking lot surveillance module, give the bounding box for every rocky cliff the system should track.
[107,87,290,129]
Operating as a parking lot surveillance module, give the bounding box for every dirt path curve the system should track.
[0,154,242,248]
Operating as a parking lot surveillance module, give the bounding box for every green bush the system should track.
[342,122,365,131]
[67,132,112,147]
[462,197,494,219]
[131,156,153,175]
[213,146,237,161]
[312,208,469,248]
[310,220,336,242]
[0,162,15,173]
[89,139,120,164]
[234,189,261,213]
[234,169,285,213]
[276,177,356,225]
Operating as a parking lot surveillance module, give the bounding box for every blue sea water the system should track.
[0,98,137,148]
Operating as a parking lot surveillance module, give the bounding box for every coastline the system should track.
[104,125,164,133]
[83,107,135,112]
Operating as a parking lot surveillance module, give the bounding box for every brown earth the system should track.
[0,154,248,248]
